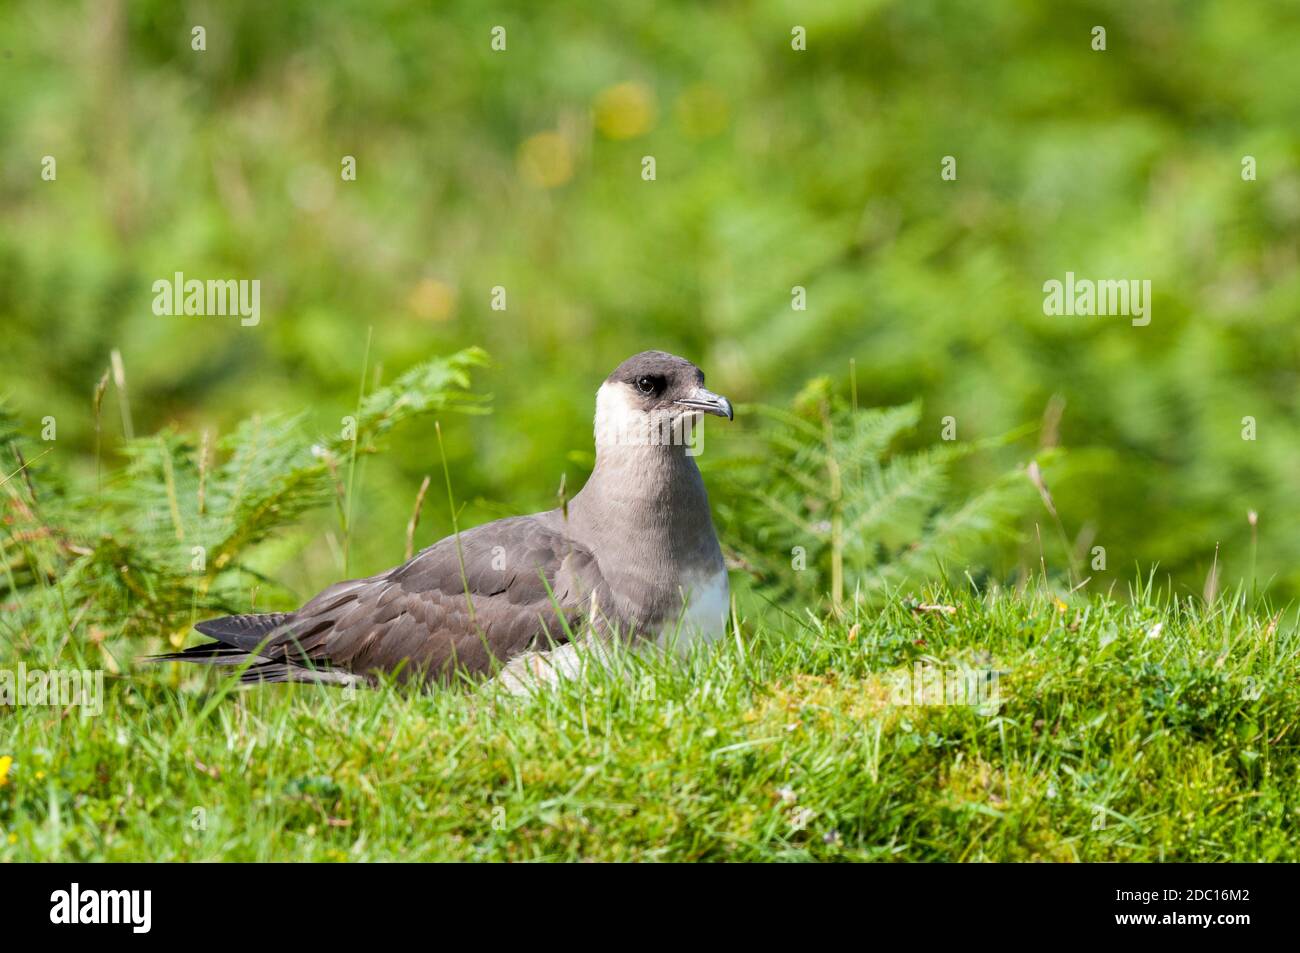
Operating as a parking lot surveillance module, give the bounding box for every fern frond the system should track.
[718,388,1034,607]
[0,349,489,643]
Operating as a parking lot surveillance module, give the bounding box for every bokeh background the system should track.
[2,0,1298,601]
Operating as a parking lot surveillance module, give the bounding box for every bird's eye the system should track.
[636,376,659,395]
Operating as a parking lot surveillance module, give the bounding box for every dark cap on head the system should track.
[604,350,732,420]
[606,350,704,386]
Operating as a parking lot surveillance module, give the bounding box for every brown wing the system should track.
[260,514,611,684]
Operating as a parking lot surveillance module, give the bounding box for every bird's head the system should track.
[594,350,733,454]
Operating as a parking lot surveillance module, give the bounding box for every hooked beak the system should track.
[675,386,734,421]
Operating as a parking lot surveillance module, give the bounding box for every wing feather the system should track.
[254,514,611,684]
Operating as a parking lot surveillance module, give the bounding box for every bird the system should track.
[150,350,734,689]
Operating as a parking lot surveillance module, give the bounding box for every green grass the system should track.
[3,586,1297,861]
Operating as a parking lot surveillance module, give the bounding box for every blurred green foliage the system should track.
[718,390,1035,606]
[0,351,484,649]
[1,0,1298,599]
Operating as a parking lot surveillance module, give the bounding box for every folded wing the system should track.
[156,514,612,685]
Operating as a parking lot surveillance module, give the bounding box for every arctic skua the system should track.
[152,350,733,688]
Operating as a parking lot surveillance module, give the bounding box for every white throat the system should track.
[593,381,700,457]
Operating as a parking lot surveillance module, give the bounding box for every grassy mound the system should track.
[3,587,1295,861]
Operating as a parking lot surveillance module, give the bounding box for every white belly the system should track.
[492,570,730,695]
[656,569,730,654]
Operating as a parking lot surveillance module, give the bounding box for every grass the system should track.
[2,585,1298,861]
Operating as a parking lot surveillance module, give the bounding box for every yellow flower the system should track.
[518,131,574,188]
[407,278,457,322]
[0,756,12,787]
[593,82,657,140]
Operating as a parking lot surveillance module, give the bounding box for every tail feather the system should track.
[194,612,293,650]
[145,612,293,666]
[146,611,361,689]
[144,645,259,666]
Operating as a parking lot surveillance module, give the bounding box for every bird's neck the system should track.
[568,442,721,574]
[575,442,706,527]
